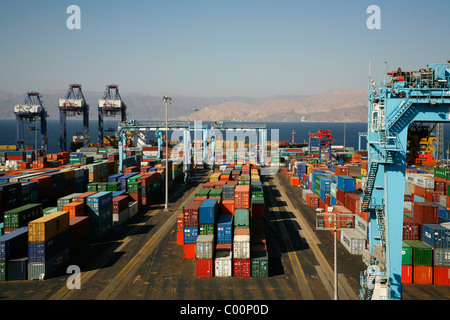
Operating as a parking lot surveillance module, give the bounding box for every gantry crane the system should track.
[361,61,450,300]
[14,92,48,153]
[59,83,89,152]
[308,130,335,160]
[98,84,127,147]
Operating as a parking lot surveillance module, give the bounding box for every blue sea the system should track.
[0,119,448,154]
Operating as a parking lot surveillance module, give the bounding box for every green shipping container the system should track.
[96,183,109,192]
[404,240,433,266]
[196,188,210,198]
[0,261,6,281]
[235,209,250,228]
[434,167,450,180]
[402,241,412,265]
[87,183,98,192]
[3,203,43,228]
[251,249,269,277]
[199,224,214,235]
[107,182,121,191]
[209,189,222,198]
[128,181,142,194]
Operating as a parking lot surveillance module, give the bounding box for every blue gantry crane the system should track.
[59,83,89,152]
[14,91,48,153]
[98,84,127,148]
[360,61,450,300]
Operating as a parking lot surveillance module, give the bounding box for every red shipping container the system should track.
[221,200,235,215]
[433,266,450,286]
[344,192,361,213]
[251,203,265,218]
[425,190,443,203]
[184,244,196,259]
[401,265,413,284]
[203,182,216,189]
[234,185,250,209]
[412,185,433,199]
[434,180,446,193]
[336,188,346,206]
[413,265,433,284]
[233,259,251,277]
[412,202,439,224]
[177,231,184,246]
[402,216,420,240]
[184,200,202,226]
[177,213,184,232]
[72,191,97,204]
[305,193,319,208]
[69,216,90,244]
[196,259,214,277]
[113,195,129,214]
[335,166,350,176]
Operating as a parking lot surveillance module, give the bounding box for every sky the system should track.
[1,0,450,98]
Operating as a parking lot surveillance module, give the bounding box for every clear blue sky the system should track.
[1,0,450,97]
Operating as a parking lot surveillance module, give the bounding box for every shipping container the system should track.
[434,266,450,285]
[402,241,413,265]
[0,227,28,261]
[422,224,450,248]
[199,199,218,224]
[196,259,213,277]
[337,175,356,192]
[7,257,28,280]
[413,265,433,284]
[250,246,269,277]
[69,216,89,244]
[195,235,215,259]
[183,243,196,259]
[412,202,439,224]
[404,240,433,266]
[340,229,366,255]
[28,211,70,243]
[28,230,69,262]
[184,200,202,226]
[233,228,250,259]
[217,215,233,244]
[183,226,199,244]
[233,258,251,277]
[433,247,450,267]
[234,209,250,228]
[214,250,232,277]
[401,264,413,284]
[28,248,70,280]
[3,203,43,229]
[403,216,421,241]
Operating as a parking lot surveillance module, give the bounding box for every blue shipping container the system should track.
[28,230,70,262]
[337,175,356,192]
[199,199,219,224]
[184,226,198,244]
[217,215,233,244]
[432,202,450,220]
[108,173,123,183]
[0,227,28,261]
[320,178,333,192]
[119,173,138,191]
[86,191,113,212]
[422,224,450,248]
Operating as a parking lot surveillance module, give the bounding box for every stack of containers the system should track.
[195,234,215,277]
[112,195,129,226]
[27,211,70,280]
[183,200,202,259]
[234,185,250,210]
[199,199,218,236]
[57,193,81,211]
[221,185,235,215]
[403,240,434,284]
[86,191,113,241]
[0,227,28,281]
[69,216,89,257]
[233,228,251,277]
[3,203,43,234]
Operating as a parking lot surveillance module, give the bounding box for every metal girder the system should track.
[365,61,450,300]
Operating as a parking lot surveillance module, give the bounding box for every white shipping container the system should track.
[195,235,215,259]
[233,234,250,259]
[412,174,434,189]
[215,251,232,277]
[404,181,412,196]
[404,201,412,211]
[340,229,366,255]
[302,189,312,202]
[439,195,448,208]
[128,201,138,218]
[355,215,368,239]
[113,208,129,226]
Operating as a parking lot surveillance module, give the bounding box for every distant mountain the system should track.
[0,89,368,122]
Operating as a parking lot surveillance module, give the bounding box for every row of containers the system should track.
[0,148,186,281]
[283,158,450,286]
[176,164,269,277]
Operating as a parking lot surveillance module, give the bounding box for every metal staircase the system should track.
[376,205,387,254]
[361,161,379,212]
[386,100,412,130]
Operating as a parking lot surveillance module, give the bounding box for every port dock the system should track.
[2,166,448,301]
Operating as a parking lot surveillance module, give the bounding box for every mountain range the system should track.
[0,89,368,123]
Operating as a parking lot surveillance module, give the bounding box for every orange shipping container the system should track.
[62,202,85,219]
[401,265,413,284]
[184,243,196,259]
[28,211,70,243]
[221,199,235,215]
[413,265,433,284]
[291,177,300,186]
[177,231,184,246]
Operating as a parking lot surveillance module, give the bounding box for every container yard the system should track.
[1,63,450,303]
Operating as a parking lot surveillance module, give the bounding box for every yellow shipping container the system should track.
[28,211,70,243]
[0,145,17,150]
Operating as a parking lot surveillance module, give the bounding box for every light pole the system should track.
[162,96,172,211]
